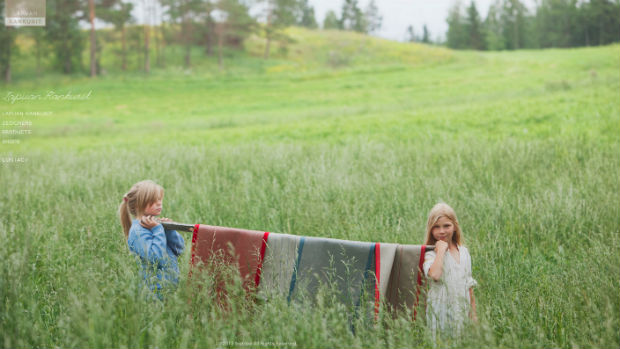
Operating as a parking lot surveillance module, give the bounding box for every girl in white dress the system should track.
[422,203,478,340]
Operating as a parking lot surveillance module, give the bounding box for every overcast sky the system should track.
[312,0,537,42]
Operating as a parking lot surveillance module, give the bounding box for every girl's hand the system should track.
[159,217,172,223]
[140,215,159,229]
[435,240,448,254]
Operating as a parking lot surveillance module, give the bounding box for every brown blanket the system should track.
[190,224,269,292]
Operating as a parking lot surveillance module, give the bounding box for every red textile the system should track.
[254,232,270,288]
[413,245,426,320]
[189,224,200,278]
[191,224,269,291]
[374,242,381,318]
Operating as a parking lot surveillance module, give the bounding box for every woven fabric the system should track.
[378,243,399,298]
[258,233,300,298]
[190,224,428,318]
[287,236,375,307]
[191,224,268,291]
[385,245,426,318]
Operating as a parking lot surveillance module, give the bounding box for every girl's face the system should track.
[144,197,163,217]
[431,216,455,244]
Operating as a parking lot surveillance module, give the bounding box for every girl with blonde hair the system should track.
[119,180,185,299]
[422,203,477,339]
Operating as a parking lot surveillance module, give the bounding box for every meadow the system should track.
[0,28,619,348]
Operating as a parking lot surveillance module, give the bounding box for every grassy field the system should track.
[1,28,619,348]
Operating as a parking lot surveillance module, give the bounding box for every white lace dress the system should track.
[423,245,477,338]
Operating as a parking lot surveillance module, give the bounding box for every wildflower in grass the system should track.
[119,180,185,300]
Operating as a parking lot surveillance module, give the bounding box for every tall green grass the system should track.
[1,138,618,348]
[0,30,618,348]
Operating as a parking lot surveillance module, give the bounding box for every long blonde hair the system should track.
[118,180,164,239]
[423,202,463,246]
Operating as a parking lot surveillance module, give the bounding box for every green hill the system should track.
[244,27,455,71]
[9,26,454,79]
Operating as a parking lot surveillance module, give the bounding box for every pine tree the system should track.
[406,25,416,42]
[161,0,205,68]
[535,0,577,48]
[466,1,485,49]
[298,0,318,28]
[200,0,217,56]
[97,0,134,71]
[446,1,468,49]
[484,0,506,50]
[364,0,382,34]
[422,24,431,43]
[501,0,527,49]
[215,0,255,67]
[46,0,85,74]
[340,0,365,32]
[260,0,298,59]
[323,10,340,29]
[579,0,620,46]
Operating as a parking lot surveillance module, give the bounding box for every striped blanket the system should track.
[190,224,428,318]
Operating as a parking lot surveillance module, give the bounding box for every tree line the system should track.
[0,0,384,82]
[446,0,620,50]
[2,0,618,82]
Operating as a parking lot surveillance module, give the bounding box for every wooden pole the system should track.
[159,221,436,252]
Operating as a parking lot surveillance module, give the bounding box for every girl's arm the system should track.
[165,229,185,256]
[158,217,185,256]
[469,287,478,323]
[427,241,448,281]
[130,224,167,266]
[466,246,478,322]
[427,251,446,281]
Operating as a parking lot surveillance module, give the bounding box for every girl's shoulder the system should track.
[460,245,472,255]
[424,248,436,260]
[128,219,143,239]
[459,245,473,262]
[129,219,140,230]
